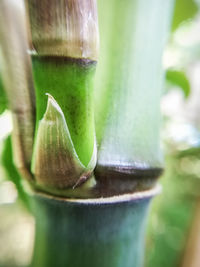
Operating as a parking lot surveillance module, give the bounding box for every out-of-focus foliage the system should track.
[146,1,200,266]
[146,131,200,266]
[172,0,198,31]
[166,69,190,98]
[1,135,29,209]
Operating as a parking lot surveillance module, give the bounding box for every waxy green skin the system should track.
[30,192,153,267]
[32,56,96,167]
[95,0,174,174]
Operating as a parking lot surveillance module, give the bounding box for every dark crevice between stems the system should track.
[26,166,163,199]
[94,165,163,197]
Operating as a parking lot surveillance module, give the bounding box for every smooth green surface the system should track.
[31,194,152,267]
[32,57,96,167]
[95,0,174,171]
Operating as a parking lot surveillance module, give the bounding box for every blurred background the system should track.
[1,0,200,266]
[146,0,200,266]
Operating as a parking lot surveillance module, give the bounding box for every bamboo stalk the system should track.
[26,0,99,60]
[4,1,176,267]
[0,0,35,180]
[24,0,175,197]
[30,185,160,267]
[94,0,175,194]
[25,0,98,194]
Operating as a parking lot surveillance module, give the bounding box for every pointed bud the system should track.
[32,94,96,189]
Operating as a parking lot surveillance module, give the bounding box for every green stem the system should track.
[25,0,99,193]
[0,0,35,180]
[95,0,174,179]
[30,186,159,267]
[32,56,96,167]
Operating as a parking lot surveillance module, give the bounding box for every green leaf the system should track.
[172,0,198,31]
[0,71,7,114]
[166,69,191,98]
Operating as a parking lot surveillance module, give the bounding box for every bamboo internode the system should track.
[26,0,99,60]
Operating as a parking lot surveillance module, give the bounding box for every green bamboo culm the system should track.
[26,0,99,194]
[0,0,35,181]
[31,57,96,167]
[0,1,176,267]
[94,0,175,194]
[30,186,160,267]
